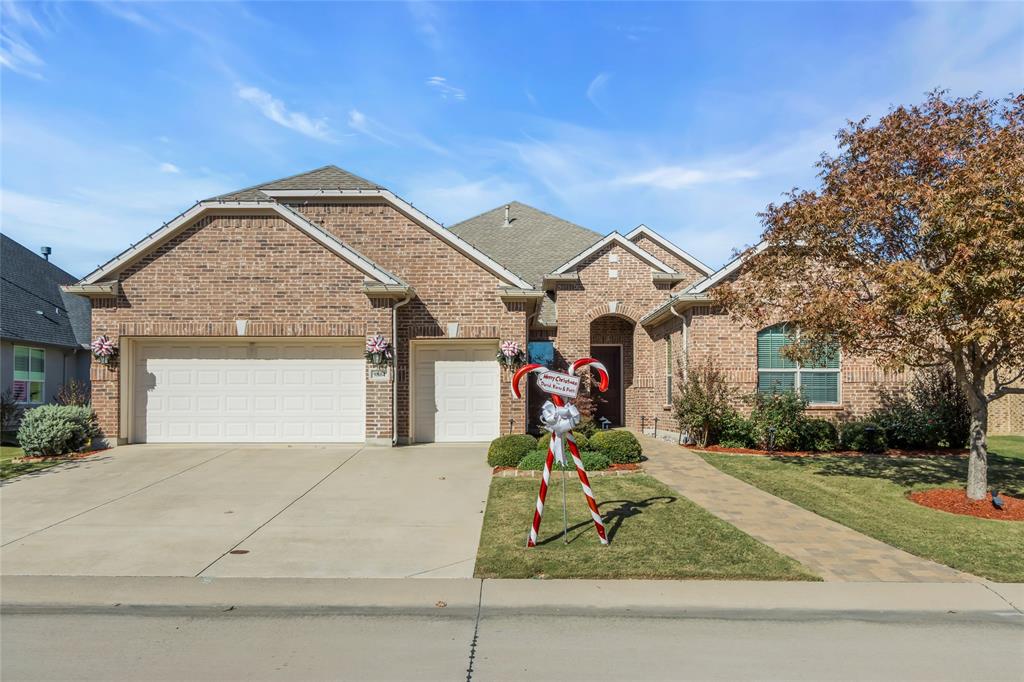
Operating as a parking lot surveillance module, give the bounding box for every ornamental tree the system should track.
[716,90,1024,499]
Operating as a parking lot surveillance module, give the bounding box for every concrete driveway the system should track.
[0,443,491,578]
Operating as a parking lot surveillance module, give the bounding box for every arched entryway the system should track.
[589,314,634,427]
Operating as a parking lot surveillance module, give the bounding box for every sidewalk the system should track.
[2,575,1021,617]
[639,435,973,582]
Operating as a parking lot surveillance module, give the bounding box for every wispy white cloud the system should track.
[426,76,466,101]
[236,85,333,141]
[586,72,612,111]
[95,0,162,32]
[348,108,448,156]
[403,171,531,226]
[158,162,181,174]
[408,1,444,52]
[0,0,48,78]
[615,166,759,190]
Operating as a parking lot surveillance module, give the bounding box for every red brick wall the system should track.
[630,234,706,291]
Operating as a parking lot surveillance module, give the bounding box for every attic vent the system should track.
[503,204,511,227]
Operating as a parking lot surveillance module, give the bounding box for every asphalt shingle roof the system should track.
[447,202,603,288]
[210,165,383,202]
[1,234,91,349]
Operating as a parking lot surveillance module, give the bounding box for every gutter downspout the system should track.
[669,301,689,384]
[392,293,413,446]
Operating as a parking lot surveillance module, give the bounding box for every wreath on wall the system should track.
[91,335,118,365]
[496,340,527,370]
[365,334,393,366]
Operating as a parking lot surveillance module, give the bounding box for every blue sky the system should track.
[2,1,1021,277]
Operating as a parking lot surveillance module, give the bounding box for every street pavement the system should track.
[3,576,1022,681]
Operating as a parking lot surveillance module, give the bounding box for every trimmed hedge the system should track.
[840,420,887,453]
[538,431,589,453]
[589,429,643,463]
[517,449,611,471]
[487,434,538,467]
[798,418,839,452]
[17,404,98,456]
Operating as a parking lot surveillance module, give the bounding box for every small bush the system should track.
[673,358,735,447]
[869,392,940,449]
[910,366,970,447]
[538,431,589,452]
[840,420,887,453]
[575,418,598,439]
[487,434,538,467]
[517,449,611,471]
[589,429,643,463]
[17,404,98,456]
[798,418,839,452]
[1,390,22,431]
[717,410,755,448]
[54,379,90,407]
[748,390,807,451]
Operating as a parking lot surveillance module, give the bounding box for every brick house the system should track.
[63,165,1009,447]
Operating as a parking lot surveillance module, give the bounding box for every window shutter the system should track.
[758,371,795,394]
[800,371,839,403]
[757,325,796,369]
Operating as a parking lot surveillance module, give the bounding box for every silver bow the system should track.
[540,400,580,465]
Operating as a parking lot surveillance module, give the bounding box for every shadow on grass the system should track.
[0,455,115,484]
[535,495,677,546]
[767,452,1024,496]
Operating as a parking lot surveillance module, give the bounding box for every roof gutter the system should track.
[639,293,710,327]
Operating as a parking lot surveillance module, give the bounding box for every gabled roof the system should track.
[447,202,602,287]
[1,234,91,349]
[210,165,381,201]
[79,201,406,286]
[625,224,714,276]
[550,232,676,275]
[688,241,768,293]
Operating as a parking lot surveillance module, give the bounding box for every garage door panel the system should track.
[414,343,499,443]
[133,340,365,443]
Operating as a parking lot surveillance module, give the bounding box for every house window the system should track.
[13,346,45,404]
[756,324,840,404]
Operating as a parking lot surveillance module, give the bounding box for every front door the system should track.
[590,345,623,427]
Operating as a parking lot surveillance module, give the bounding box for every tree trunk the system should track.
[965,399,989,501]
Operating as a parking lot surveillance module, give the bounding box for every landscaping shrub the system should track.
[517,449,611,471]
[17,404,98,456]
[574,418,598,439]
[673,358,735,447]
[54,379,90,407]
[798,418,839,452]
[869,392,940,449]
[1,389,22,433]
[910,366,970,447]
[589,429,643,463]
[538,431,589,452]
[839,420,887,453]
[748,390,807,451]
[487,434,538,467]
[717,410,755,448]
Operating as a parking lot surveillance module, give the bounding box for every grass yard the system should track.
[474,473,817,580]
[0,445,59,480]
[700,438,1024,582]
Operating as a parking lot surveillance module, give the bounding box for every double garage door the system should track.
[131,339,500,444]
[132,339,365,443]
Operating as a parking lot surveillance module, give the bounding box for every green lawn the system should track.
[0,445,60,480]
[699,439,1024,582]
[474,474,817,580]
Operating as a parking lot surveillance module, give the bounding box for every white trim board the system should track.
[262,189,533,289]
[625,224,714,276]
[550,232,675,275]
[688,241,769,293]
[81,201,404,286]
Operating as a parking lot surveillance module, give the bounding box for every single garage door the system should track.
[414,341,500,443]
[132,339,365,443]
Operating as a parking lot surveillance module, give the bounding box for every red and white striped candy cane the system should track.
[511,359,611,547]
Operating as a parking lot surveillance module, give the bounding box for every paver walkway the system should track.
[639,436,974,582]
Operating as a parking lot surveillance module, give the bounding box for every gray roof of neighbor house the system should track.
[1,234,91,349]
[209,165,382,201]
[448,202,603,288]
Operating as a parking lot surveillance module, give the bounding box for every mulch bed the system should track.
[908,488,1024,521]
[12,448,110,464]
[694,444,969,458]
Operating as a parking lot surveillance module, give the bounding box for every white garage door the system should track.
[132,339,365,443]
[414,342,500,443]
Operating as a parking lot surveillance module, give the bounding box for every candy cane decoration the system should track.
[511,358,610,547]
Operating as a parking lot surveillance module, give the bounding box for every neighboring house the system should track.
[61,165,1014,447]
[1,234,92,422]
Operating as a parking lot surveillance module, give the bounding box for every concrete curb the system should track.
[3,576,1022,618]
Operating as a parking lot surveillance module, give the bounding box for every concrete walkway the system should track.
[639,436,973,582]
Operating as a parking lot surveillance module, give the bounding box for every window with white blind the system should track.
[757,324,840,404]
[13,346,45,404]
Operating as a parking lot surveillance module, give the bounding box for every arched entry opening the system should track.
[589,314,634,427]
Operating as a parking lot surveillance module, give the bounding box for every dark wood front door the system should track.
[590,345,623,427]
